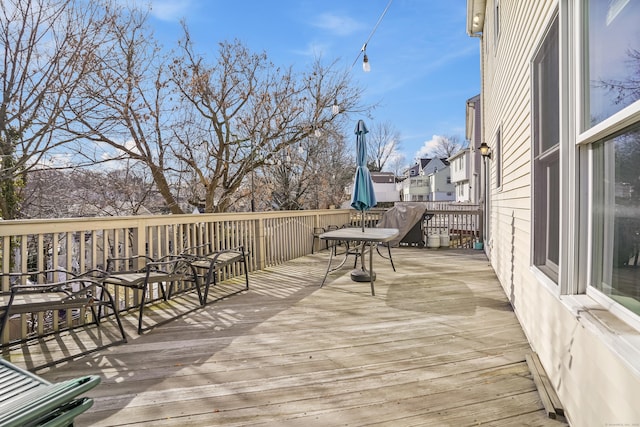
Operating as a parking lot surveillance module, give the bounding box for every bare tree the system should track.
[259,126,352,210]
[171,31,367,212]
[387,153,407,177]
[431,135,466,159]
[63,4,190,213]
[67,7,367,214]
[596,48,640,107]
[21,165,159,218]
[0,0,114,218]
[366,121,401,172]
[2,1,369,217]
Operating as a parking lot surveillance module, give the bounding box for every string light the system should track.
[351,0,394,72]
[362,45,371,72]
[332,98,340,115]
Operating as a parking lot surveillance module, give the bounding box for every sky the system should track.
[141,0,481,168]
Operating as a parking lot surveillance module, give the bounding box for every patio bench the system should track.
[0,270,127,348]
[180,244,249,304]
[101,255,200,334]
[0,357,100,427]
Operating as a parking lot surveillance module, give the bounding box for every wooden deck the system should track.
[2,248,567,426]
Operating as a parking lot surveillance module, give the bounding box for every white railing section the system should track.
[0,210,351,344]
[0,205,482,344]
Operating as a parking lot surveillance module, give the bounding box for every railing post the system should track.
[134,219,146,270]
[254,216,266,271]
[312,213,322,254]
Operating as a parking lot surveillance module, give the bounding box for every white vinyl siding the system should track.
[477,0,640,425]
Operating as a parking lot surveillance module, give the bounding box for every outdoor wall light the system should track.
[479,142,492,159]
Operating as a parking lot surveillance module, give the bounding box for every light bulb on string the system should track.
[362,53,371,72]
[332,99,340,115]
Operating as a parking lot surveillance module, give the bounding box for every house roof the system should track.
[370,172,396,184]
[448,148,469,161]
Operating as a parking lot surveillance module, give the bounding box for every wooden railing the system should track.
[423,207,482,248]
[350,204,482,249]
[0,210,351,344]
[0,205,482,344]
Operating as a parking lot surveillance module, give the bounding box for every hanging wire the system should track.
[350,0,394,70]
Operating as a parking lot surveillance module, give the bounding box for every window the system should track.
[591,124,640,315]
[495,128,502,189]
[532,15,560,282]
[587,0,640,315]
[585,0,640,128]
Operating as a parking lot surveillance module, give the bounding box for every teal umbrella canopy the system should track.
[351,120,377,215]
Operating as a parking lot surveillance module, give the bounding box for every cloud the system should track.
[101,139,142,159]
[35,153,74,169]
[311,12,364,37]
[147,0,193,22]
[291,41,331,58]
[415,135,447,159]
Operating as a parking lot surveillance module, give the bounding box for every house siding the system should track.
[476,0,640,426]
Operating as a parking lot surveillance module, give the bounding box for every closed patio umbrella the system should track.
[351,119,377,232]
[350,120,377,283]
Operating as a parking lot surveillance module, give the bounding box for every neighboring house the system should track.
[447,95,484,205]
[370,172,400,203]
[343,171,400,207]
[465,94,483,204]
[467,1,640,426]
[400,158,454,202]
[448,148,472,202]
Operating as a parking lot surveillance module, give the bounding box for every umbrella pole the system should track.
[361,210,365,232]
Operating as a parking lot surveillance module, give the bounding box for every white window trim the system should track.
[561,294,640,377]
[495,125,503,191]
[494,0,500,49]
[577,102,640,146]
[559,0,579,296]
[574,0,640,338]
[530,9,561,284]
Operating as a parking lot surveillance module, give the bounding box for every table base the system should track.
[351,269,376,282]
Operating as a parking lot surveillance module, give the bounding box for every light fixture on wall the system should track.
[473,13,482,27]
[479,142,492,159]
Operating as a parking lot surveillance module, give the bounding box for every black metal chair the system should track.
[180,244,249,304]
[0,269,127,346]
[311,227,326,254]
[102,255,199,334]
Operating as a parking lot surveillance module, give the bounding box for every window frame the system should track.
[531,12,561,283]
[576,0,640,328]
[495,126,502,190]
[494,0,500,48]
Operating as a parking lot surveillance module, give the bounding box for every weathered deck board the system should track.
[2,249,567,426]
